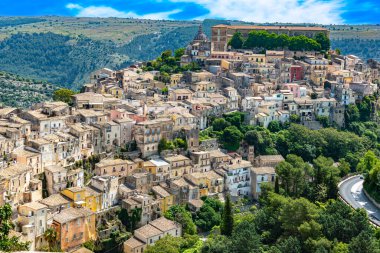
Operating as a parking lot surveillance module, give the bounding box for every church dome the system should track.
[194,25,208,41]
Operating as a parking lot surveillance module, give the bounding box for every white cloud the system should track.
[66,3,83,10]
[170,0,345,24]
[66,3,181,20]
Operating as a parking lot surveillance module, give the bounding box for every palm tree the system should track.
[44,227,58,251]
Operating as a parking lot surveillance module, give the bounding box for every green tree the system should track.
[174,48,185,60]
[332,242,349,253]
[348,231,380,253]
[43,228,58,251]
[145,235,183,253]
[289,114,301,123]
[165,205,197,235]
[229,221,262,253]
[279,198,319,235]
[228,32,244,49]
[357,150,378,173]
[201,235,230,253]
[158,138,175,153]
[118,208,142,232]
[315,32,331,51]
[174,138,188,150]
[338,158,351,177]
[276,236,302,253]
[161,50,173,60]
[0,204,30,251]
[318,201,371,243]
[275,176,280,194]
[194,197,223,232]
[317,116,330,128]
[220,126,243,151]
[221,194,233,236]
[345,104,360,126]
[52,88,75,104]
[268,121,282,132]
[212,118,231,132]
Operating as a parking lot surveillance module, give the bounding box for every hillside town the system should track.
[0,24,379,253]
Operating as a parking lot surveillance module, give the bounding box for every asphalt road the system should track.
[339,175,380,226]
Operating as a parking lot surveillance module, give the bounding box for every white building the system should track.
[223,158,252,198]
[91,175,119,209]
[250,167,276,199]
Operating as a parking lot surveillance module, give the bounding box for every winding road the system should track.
[338,175,380,226]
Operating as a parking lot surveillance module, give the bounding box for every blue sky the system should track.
[0,0,379,24]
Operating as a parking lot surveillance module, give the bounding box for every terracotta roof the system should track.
[152,186,170,198]
[251,167,276,175]
[39,194,71,207]
[20,201,47,210]
[124,237,145,249]
[164,155,190,162]
[0,164,31,179]
[53,207,93,224]
[96,158,134,167]
[257,155,284,161]
[149,217,178,232]
[135,224,162,238]
[72,247,95,253]
[188,199,204,208]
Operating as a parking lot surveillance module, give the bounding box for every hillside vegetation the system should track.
[0,32,127,89]
[0,17,378,89]
[0,71,57,108]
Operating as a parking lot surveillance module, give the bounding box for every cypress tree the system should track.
[327,172,338,200]
[275,177,280,194]
[221,194,234,236]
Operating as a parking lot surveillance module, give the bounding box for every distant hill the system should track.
[0,71,57,108]
[0,16,379,89]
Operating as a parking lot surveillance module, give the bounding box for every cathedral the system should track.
[181,25,211,67]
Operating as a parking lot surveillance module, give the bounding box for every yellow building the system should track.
[170,74,183,87]
[61,186,102,212]
[185,171,224,197]
[244,54,266,64]
[108,86,124,99]
[311,70,326,86]
[152,185,174,213]
[143,161,157,174]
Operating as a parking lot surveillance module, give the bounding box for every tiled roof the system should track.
[21,201,47,210]
[0,164,31,179]
[124,237,145,249]
[53,207,93,224]
[150,217,178,232]
[152,186,170,198]
[134,224,162,238]
[251,167,276,175]
[39,194,71,207]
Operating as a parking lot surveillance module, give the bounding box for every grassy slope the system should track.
[0,16,197,44]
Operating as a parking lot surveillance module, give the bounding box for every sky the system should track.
[0,0,379,24]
